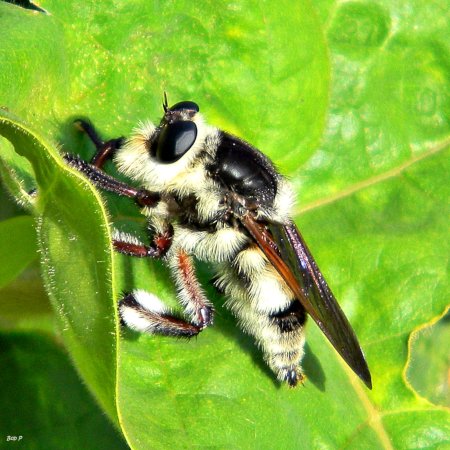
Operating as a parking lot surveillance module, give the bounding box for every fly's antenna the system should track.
[162,91,169,113]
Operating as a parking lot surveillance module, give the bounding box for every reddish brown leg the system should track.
[69,120,161,207]
[74,120,124,169]
[171,249,214,329]
[119,249,215,335]
[64,154,160,208]
[113,228,172,258]
[116,240,211,338]
[119,292,202,338]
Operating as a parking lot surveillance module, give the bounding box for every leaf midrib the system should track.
[296,137,450,216]
[339,358,394,450]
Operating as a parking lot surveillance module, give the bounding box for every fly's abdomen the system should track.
[215,244,307,386]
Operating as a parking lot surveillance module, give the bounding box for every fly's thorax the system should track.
[255,178,296,224]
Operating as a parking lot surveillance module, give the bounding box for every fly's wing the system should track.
[240,214,372,389]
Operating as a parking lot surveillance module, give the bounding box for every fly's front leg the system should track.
[64,154,159,208]
[74,119,124,169]
[66,120,160,208]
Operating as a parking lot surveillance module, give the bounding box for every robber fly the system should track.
[65,97,372,388]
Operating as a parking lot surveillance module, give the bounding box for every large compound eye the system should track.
[169,101,199,112]
[155,121,198,163]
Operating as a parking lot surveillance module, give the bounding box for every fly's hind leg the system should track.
[119,291,202,338]
[168,248,214,329]
[119,247,214,338]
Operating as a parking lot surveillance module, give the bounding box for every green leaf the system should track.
[0,135,36,210]
[0,178,49,331]
[1,0,449,449]
[406,310,450,408]
[0,170,30,220]
[0,216,37,288]
[0,0,329,170]
[0,331,128,450]
[0,263,53,331]
[0,112,119,425]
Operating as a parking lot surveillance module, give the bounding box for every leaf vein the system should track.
[297,138,450,215]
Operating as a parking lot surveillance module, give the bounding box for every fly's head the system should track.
[154,100,201,163]
[114,100,218,193]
